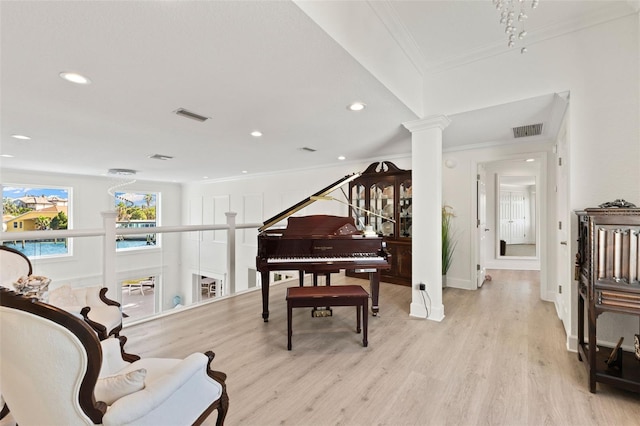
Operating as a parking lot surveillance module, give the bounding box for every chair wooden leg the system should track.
[216,391,229,426]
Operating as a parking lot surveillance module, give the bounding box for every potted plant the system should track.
[442,205,458,288]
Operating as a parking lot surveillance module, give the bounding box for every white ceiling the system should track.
[1,1,636,183]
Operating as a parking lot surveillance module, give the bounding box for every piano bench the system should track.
[286,285,369,350]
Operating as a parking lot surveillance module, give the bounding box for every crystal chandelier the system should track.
[493,0,539,53]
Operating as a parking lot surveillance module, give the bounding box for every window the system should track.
[115,191,158,250]
[2,185,71,257]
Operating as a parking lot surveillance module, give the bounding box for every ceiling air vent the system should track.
[108,168,136,176]
[300,147,317,152]
[512,123,543,138]
[174,108,210,122]
[149,154,174,161]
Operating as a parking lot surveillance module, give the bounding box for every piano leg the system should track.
[261,271,270,322]
[369,271,380,316]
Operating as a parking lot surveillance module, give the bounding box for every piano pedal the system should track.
[312,308,333,317]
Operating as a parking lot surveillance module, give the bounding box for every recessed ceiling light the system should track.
[1,154,14,158]
[347,102,366,111]
[250,131,262,137]
[242,170,248,174]
[11,134,31,140]
[59,72,91,85]
[525,158,535,162]
[338,156,346,160]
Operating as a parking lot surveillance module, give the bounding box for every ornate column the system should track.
[403,115,451,321]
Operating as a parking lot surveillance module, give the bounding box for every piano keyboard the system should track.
[267,254,385,263]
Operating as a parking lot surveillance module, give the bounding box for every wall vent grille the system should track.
[512,123,543,138]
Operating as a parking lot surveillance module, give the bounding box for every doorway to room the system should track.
[475,155,548,301]
[477,156,543,275]
[121,275,157,321]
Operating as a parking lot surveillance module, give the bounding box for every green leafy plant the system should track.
[442,205,458,275]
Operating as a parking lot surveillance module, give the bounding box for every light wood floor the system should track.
[123,270,640,426]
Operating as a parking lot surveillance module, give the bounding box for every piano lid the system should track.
[258,172,361,232]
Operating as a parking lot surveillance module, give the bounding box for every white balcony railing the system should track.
[1,211,265,325]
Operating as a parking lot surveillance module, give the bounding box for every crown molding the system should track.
[422,2,638,75]
[367,0,427,76]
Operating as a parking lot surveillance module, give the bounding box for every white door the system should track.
[510,191,527,244]
[556,118,571,331]
[477,166,488,287]
[500,190,527,244]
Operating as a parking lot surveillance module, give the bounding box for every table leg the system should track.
[287,299,293,350]
[362,300,368,347]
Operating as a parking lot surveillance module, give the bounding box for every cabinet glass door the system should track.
[399,179,412,238]
[350,183,366,230]
[371,182,394,236]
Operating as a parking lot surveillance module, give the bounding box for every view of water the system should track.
[4,239,154,257]
[3,241,69,257]
[116,240,155,250]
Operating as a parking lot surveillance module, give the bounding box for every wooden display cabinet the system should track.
[347,161,412,286]
[575,207,640,393]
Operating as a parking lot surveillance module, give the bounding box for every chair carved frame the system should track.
[81,286,123,340]
[0,287,229,425]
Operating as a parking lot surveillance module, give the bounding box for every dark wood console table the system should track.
[576,208,640,393]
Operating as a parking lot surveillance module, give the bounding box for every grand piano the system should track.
[256,173,391,322]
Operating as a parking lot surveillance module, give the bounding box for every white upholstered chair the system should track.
[48,284,124,340]
[0,246,122,340]
[0,287,229,425]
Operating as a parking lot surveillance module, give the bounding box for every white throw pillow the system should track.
[94,368,146,405]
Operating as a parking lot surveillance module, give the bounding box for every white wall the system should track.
[430,15,640,349]
[1,168,183,310]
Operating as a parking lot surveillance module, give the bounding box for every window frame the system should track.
[114,191,160,252]
[1,184,72,259]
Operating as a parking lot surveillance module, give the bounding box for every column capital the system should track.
[403,114,451,133]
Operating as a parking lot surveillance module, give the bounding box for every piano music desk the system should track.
[286,285,369,350]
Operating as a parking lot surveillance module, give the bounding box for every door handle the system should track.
[560,241,567,245]
[484,228,490,232]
